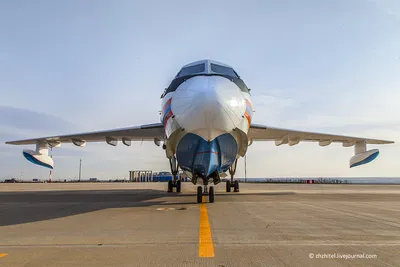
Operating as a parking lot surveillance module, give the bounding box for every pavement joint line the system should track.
[0,242,400,249]
[198,196,215,258]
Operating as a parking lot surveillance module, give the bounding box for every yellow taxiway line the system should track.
[198,196,215,257]
[0,254,7,258]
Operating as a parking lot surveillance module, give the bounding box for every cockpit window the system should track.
[162,62,249,98]
[177,64,205,77]
[210,63,238,78]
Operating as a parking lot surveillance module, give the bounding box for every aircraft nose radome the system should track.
[172,76,245,141]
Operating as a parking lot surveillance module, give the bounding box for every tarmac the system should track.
[0,182,399,267]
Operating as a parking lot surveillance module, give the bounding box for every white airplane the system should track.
[6,59,394,203]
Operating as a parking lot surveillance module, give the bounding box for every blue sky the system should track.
[0,0,399,180]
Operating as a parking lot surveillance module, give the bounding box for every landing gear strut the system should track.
[167,155,181,193]
[227,159,239,192]
[203,185,208,194]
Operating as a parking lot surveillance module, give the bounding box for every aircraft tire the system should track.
[209,186,214,203]
[167,180,173,192]
[197,186,203,203]
[226,180,231,192]
[234,180,239,192]
[176,180,181,193]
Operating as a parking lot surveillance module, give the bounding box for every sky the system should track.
[0,0,399,180]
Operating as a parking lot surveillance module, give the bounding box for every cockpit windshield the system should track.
[177,64,205,77]
[162,60,249,97]
[210,63,238,78]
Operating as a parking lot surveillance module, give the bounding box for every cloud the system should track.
[251,91,300,126]
[251,86,400,132]
[367,0,400,20]
[0,105,171,180]
[0,106,78,137]
[0,106,85,155]
[0,107,92,179]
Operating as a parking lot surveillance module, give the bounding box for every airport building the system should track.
[128,170,189,182]
[129,170,153,182]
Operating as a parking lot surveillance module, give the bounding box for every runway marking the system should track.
[198,198,215,258]
[0,254,7,258]
[156,207,187,211]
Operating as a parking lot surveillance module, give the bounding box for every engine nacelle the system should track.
[349,141,379,168]
[22,142,54,169]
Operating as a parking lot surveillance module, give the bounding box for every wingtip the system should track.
[5,141,20,145]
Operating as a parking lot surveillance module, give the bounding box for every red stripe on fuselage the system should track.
[244,111,251,126]
[162,98,172,114]
[196,151,220,155]
[245,99,252,111]
[163,110,173,128]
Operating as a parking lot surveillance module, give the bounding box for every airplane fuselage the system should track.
[160,60,253,183]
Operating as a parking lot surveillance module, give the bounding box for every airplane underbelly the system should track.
[176,133,238,178]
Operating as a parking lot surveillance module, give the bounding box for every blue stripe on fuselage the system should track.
[162,105,171,123]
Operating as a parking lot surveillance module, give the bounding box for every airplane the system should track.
[5,59,394,203]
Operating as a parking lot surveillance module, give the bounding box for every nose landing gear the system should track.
[196,184,215,203]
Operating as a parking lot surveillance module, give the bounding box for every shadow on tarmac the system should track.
[0,188,296,226]
[0,189,167,226]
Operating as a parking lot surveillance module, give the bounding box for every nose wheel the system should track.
[197,185,215,203]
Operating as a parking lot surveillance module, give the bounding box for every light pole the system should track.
[49,147,52,183]
[79,158,82,182]
[244,154,247,183]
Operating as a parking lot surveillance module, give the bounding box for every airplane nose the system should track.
[172,76,246,141]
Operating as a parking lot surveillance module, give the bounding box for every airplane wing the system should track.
[5,123,165,169]
[5,123,164,145]
[248,123,394,168]
[248,124,394,145]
